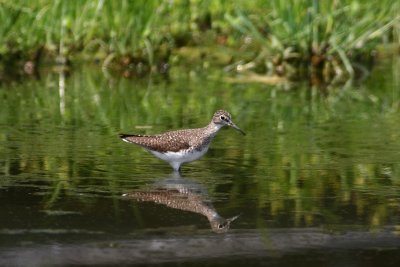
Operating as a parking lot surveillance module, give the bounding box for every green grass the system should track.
[0,0,164,64]
[225,0,400,77]
[0,0,398,77]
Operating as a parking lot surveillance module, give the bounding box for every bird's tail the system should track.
[119,133,134,139]
[119,133,147,143]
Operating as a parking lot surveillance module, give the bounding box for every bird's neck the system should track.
[204,122,224,137]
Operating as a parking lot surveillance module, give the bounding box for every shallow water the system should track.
[1,59,400,266]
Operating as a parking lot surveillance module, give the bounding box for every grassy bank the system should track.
[0,0,399,79]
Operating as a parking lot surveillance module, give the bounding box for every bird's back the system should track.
[119,128,208,153]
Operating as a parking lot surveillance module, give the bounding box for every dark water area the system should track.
[1,58,400,266]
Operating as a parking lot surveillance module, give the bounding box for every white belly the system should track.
[149,147,209,164]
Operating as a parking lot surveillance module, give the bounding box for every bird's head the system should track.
[212,110,245,135]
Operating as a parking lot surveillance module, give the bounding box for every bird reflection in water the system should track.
[123,173,239,233]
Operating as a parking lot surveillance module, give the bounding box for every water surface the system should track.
[1,60,400,266]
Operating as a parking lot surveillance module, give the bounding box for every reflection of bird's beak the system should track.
[226,214,240,224]
[229,122,246,135]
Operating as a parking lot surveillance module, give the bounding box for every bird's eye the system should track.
[218,224,223,229]
[220,115,226,121]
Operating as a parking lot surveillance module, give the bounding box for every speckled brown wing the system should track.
[119,132,191,153]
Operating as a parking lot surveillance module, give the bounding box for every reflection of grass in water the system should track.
[0,63,399,227]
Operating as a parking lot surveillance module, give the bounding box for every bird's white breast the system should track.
[149,147,209,164]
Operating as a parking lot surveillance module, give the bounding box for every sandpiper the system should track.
[119,110,245,171]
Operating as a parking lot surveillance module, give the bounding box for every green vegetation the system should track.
[0,0,398,79]
[226,0,399,78]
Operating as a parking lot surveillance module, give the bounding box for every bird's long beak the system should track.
[229,122,246,135]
